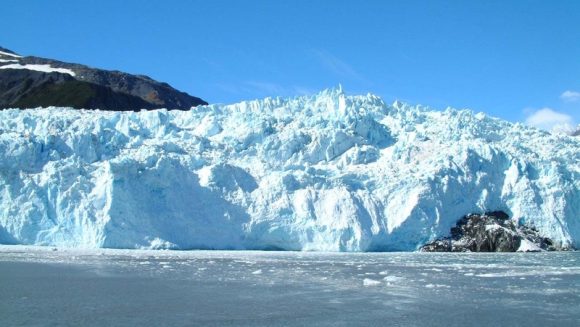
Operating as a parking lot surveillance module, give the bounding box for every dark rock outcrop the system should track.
[420,211,559,252]
[0,47,207,111]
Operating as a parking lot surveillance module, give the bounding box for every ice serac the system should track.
[0,88,579,251]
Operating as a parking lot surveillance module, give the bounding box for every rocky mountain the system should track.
[420,211,560,252]
[0,47,207,110]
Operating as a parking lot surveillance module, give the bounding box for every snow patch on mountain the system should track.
[0,88,578,251]
[0,50,22,58]
[0,63,76,76]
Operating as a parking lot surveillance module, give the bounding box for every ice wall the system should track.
[0,88,578,250]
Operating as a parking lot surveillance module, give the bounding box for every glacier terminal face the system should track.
[0,89,579,251]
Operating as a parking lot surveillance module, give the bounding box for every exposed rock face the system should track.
[420,212,559,252]
[0,47,207,110]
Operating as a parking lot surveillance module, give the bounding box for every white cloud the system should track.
[525,107,575,132]
[312,49,370,85]
[214,81,314,99]
[560,90,580,102]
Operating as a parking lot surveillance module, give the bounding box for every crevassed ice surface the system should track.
[0,89,579,251]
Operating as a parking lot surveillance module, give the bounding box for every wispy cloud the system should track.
[244,81,291,95]
[214,81,315,100]
[524,107,575,132]
[560,90,580,102]
[312,49,370,85]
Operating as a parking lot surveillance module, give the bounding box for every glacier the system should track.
[0,88,578,251]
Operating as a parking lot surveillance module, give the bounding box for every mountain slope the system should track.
[0,89,578,251]
[0,47,207,110]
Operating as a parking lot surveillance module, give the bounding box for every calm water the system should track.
[0,246,578,326]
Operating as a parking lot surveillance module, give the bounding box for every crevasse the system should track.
[0,88,578,251]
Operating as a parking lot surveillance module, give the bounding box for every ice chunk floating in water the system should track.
[0,88,578,250]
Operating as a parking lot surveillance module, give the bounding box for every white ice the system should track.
[0,88,578,251]
[517,239,543,252]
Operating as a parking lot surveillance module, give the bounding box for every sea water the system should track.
[0,246,578,326]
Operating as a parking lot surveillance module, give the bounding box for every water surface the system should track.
[1,246,578,326]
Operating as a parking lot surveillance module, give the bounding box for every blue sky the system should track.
[1,0,579,130]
